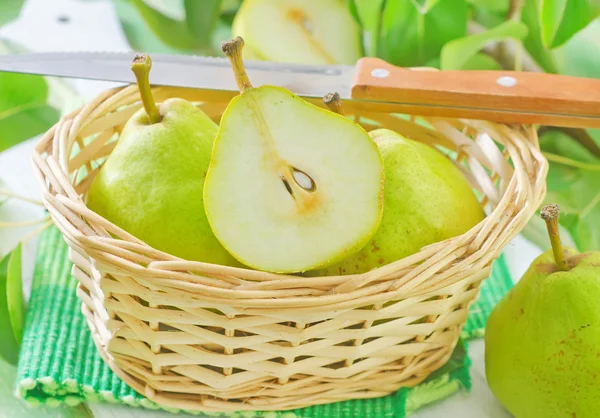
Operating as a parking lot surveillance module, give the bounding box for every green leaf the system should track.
[210,16,234,55]
[348,0,361,23]
[143,0,185,19]
[538,0,568,48]
[220,0,242,13]
[130,0,200,50]
[521,0,559,72]
[0,39,78,154]
[540,130,600,252]
[0,247,22,366]
[411,0,442,14]
[0,72,59,153]
[440,20,528,70]
[114,0,206,53]
[548,179,600,252]
[7,244,24,344]
[184,0,222,49]
[378,0,469,66]
[467,0,509,12]
[0,0,24,27]
[548,0,595,48]
[589,129,600,148]
[114,0,178,53]
[534,0,594,49]
[462,53,503,70]
[348,0,386,55]
[552,17,600,77]
[471,5,508,29]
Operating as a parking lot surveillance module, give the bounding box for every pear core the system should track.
[203,85,385,274]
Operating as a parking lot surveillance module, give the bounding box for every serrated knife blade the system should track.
[0,51,355,99]
[2,51,600,129]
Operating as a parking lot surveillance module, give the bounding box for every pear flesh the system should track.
[310,128,485,276]
[87,98,240,266]
[232,0,362,64]
[485,248,600,418]
[203,86,385,273]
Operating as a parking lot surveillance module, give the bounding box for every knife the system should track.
[1,51,600,129]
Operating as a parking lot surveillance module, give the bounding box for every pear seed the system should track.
[281,178,294,196]
[292,169,315,191]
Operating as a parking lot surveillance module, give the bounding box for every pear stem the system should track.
[323,92,345,116]
[540,204,569,271]
[131,54,161,124]
[222,37,253,92]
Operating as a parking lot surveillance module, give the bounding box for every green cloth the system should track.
[15,226,513,417]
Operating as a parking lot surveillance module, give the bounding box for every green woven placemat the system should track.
[15,226,513,417]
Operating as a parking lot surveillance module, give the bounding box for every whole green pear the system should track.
[485,204,600,418]
[309,128,485,276]
[86,55,239,266]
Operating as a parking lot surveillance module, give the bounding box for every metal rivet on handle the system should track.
[371,68,390,78]
[497,76,517,87]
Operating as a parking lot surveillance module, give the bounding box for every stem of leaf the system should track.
[0,190,45,206]
[513,40,523,71]
[507,0,525,21]
[467,21,543,72]
[539,127,600,159]
[579,191,600,220]
[542,152,600,171]
[0,216,51,228]
[0,101,48,122]
[19,219,53,244]
[417,12,425,63]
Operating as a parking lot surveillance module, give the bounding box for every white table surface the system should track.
[0,1,544,416]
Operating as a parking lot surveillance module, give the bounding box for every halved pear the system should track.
[203,37,384,274]
[231,0,362,64]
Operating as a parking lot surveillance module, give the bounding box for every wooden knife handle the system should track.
[351,57,600,129]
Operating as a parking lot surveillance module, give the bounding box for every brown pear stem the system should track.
[222,37,253,92]
[540,204,569,271]
[131,54,161,124]
[323,92,345,116]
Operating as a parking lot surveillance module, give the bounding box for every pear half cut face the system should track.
[232,0,362,65]
[203,86,385,273]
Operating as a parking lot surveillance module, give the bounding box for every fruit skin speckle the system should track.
[371,241,380,253]
[485,248,600,418]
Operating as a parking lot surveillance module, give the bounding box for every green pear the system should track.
[86,55,239,266]
[485,204,600,418]
[231,0,362,64]
[203,37,385,274]
[309,126,484,276]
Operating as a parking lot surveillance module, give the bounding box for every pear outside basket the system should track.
[32,83,548,413]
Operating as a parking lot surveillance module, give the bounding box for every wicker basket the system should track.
[32,83,547,412]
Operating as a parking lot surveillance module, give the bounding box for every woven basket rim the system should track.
[32,84,548,294]
[29,84,548,412]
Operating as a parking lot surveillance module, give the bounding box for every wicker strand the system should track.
[32,85,548,412]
